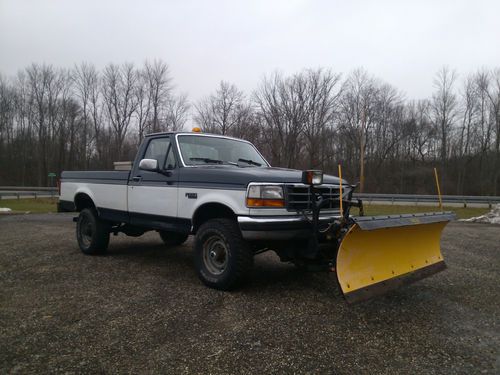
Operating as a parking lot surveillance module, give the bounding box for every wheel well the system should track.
[192,203,236,233]
[74,193,96,211]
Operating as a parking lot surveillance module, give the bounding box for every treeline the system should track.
[0,60,499,195]
[0,61,188,187]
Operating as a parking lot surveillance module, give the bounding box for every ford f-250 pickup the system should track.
[60,130,454,303]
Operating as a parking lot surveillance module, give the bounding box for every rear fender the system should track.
[74,187,97,211]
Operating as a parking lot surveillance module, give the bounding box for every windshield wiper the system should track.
[190,157,223,164]
[238,158,262,167]
[190,157,239,166]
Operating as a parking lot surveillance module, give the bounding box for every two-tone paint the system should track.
[59,132,345,239]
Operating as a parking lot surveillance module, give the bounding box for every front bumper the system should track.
[237,214,340,240]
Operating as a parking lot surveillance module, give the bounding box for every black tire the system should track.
[194,218,253,290]
[76,208,110,255]
[159,231,189,247]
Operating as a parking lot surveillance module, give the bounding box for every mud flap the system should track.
[336,212,455,304]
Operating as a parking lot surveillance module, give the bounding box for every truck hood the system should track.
[178,166,345,189]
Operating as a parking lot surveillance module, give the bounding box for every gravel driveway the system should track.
[0,213,499,374]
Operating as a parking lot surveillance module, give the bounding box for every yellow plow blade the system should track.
[336,212,455,303]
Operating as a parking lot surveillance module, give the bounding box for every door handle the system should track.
[165,170,172,177]
[132,176,142,182]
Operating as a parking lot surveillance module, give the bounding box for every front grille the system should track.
[285,184,343,211]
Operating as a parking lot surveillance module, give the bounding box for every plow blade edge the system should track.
[336,212,455,304]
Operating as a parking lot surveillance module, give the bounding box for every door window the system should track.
[144,137,170,168]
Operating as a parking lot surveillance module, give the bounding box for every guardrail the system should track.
[0,187,58,199]
[1,186,499,207]
[354,193,500,208]
[0,186,57,191]
[0,192,57,199]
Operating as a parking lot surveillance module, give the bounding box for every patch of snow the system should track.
[460,204,500,224]
[0,207,12,212]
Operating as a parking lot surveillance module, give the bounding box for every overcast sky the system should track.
[1,0,499,101]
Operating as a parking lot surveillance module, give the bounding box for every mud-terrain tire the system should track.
[76,208,110,255]
[194,218,253,290]
[159,231,189,247]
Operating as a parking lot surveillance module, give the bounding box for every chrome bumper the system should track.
[237,214,340,240]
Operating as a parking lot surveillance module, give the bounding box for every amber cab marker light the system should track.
[246,198,285,207]
[192,127,202,133]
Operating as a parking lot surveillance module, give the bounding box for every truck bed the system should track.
[60,170,131,214]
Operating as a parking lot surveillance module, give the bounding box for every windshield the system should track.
[177,135,268,167]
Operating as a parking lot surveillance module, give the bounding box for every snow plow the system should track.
[336,213,453,303]
[298,170,456,303]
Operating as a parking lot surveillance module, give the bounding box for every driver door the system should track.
[128,136,179,230]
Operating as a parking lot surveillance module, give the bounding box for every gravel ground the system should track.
[0,213,499,374]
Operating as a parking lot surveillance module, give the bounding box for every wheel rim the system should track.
[202,235,228,275]
[79,216,93,248]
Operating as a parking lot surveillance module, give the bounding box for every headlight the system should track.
[246,185,284,207]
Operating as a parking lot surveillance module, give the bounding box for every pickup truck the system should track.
[60,130,454,303]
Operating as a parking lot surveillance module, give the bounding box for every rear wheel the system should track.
[194,218,253,290]
[159,231,189,247]
[76,208,110,255]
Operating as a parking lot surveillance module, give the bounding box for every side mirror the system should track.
[139,158,158,172]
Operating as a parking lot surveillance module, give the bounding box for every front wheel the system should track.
[76,208,110,255]
[194,218,253,290]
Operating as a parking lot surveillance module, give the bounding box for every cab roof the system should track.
[144,131,249,143]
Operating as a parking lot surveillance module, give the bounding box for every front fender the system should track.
[177,187,249,219]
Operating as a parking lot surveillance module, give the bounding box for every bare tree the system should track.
[0,75,16,183]
[144,60,172,133]
[367,83,403,176]
[134,67,152,142]
[165,93,190,131]
[432,66,457,167]
[301,69,342,168]
[254,72,310,168]
[194,81,250,136]
[405,100,434,162]
[73,63,100,167]
[485,69,500,194]
[339,69,379,192]
[102,63,138,160]
[25,64,70,185]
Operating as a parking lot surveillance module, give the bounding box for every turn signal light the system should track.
[246,198,285,208]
